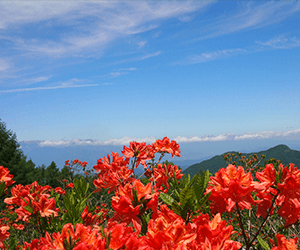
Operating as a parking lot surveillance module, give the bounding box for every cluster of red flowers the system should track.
[93,152,133,193]
[0,137,300,249]
[207,163,300,227]
[4,181,58,222]
[93,137,181,193]
[110,179,159,234]
[257,163,300,226]
[0,166,15,196]
[206,164,255,214]
[121,137,181,169]
[21,197,241,250]
[0,224,10,249]
[65,159,88,168]
[144,163,183,191]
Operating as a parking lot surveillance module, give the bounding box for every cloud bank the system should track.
[32,128,300,147]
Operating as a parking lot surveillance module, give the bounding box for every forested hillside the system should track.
[183,144,300,177]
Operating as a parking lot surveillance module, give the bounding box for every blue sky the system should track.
[1,1,300,148]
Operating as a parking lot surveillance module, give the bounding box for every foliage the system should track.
[0,122,300,249]
[0,119,74,189]
[160,169,211,223]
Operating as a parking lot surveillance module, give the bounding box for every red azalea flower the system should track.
[4,181,57,222]
[39,223,105,249]
[255,163,277,190]
[111,180,158,233]
[207,164,255,213]
[0,166,15,194]
[271,234,298,250]
[12,223,24,230]
[122,141,155,168]
[93,152,133,193]
[66,183,74,188]
[55,187,66,195]
[153,137,181,158]
[148,163,183,190]
[81,161,88,167]
[0,224,10,243]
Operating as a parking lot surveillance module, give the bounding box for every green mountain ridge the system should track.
[183,144,300,177]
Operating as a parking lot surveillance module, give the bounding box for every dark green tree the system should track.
[0,119,23,173]
[0,119,39,185]
[35,164,47,185]
[60,165,74,181]
[44,161,61,188]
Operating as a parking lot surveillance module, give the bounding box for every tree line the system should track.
[0,119,74,188]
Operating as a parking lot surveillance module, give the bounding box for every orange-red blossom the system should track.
[271,234,298,250]
[111,179,158,233]
[152,137,181,158]
[206,164,255,214]
[0,166,15,195]
[0,224,10,249]
[145,163,183,190]
[4,181,58,222]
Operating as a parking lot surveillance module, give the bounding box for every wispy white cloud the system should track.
[178,33,300,65]
[113,51,161,65]
[14,76,52,86]
[110,72,122,78]
[0,78,99,93]
[0,83,100,94]
[1,1,208,58]
[137,41,147,48]
[0,2,86,29]
[119,68,137,71]
[194,2,300,40]
[256,36,300,50]
[100,67,137,78]
[140,51,161,60]
[177,48,245,65]
[0,58,11,72]
[102,82,115,86]
[32,128,300,147]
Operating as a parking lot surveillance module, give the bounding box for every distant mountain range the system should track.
[19,140,300,177]
[183,144,300,177]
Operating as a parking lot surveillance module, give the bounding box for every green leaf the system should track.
[190,173,199,185]
[172,168,179,189]
[55,193,60,201]
[160,192,175,206]
[198,192,210,207]
[20,196,30,206]
[24,205,34,214]
[194,174,204,201]
[9,237,18,250]
[173,189,180,201]
[257,236,271,250]
[179,185,194,207]
[171,202,182,215]
[187,174,190,183]
[0,181,6,197]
